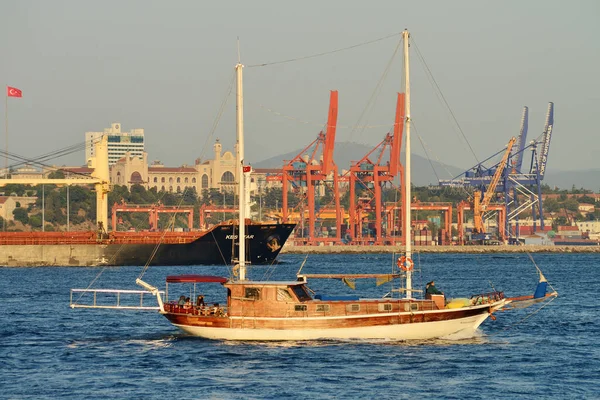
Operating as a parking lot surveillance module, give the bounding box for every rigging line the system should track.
[246,31,402,68]
[255,103,394,130]
[1,138,99,177]
[489,295,558,337]
[1,141,88,170]
[411,37,480,165]
[347,37,403,143]
[4,134,103,172]
[260,251,281,281]
[411,121,472,199]
[72,265,110,305]
[197,70,236,162]
[411,124,471,202]
[110,189,182,268]
[412,123,440,182]
[526,252,558,294]
[137,187,196,279]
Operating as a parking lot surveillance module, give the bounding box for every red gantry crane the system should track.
[281,91,341,245]
[347,93,405,245]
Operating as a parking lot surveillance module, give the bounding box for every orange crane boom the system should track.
[473,136,517,235]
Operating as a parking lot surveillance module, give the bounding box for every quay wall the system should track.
[281,244,600,254]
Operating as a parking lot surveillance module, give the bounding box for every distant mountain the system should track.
[544,169,600,191]
[252,142,464,186]
[253,141,600,191]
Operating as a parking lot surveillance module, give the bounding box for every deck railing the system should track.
[70,288,164,310]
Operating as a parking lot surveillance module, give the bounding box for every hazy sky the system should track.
[2,0,599,176]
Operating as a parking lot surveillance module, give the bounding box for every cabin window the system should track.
[277,288,293,301]
[244,288,261,300]
[294,304,307,312]
[346,304,360,312]
[316,304,330,312]
[291,285,311,301]
[404,303,419,312]
[378,303,392,312]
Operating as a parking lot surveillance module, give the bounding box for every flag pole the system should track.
[4,85,7,179]
[3,86,6,231]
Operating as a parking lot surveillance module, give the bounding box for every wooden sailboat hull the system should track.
[163,300,505,341]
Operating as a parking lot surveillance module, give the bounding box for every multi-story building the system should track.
[109,139,240,194]
[85,122,144,166]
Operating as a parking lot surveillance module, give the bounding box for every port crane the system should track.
[280,91,342,244]
[440,103,555,239]
[472,137,516,236]
[506,102,554,237]
[346,93,405,245]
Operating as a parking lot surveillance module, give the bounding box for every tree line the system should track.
[1,180,597,232]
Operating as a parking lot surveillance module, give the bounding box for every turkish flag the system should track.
[7,86,22,97]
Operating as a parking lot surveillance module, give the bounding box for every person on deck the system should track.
[196,295,205,307]
[426,281,443,296]
[178,295,186,306]
[184,297,192,309]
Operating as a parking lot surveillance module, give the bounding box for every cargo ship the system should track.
[0,221,296,266]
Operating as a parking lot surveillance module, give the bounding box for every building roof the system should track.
[557,226,579,231]
[62,167,94,174]
[148,167,197,173]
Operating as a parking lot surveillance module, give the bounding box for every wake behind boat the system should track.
[71,30,556,341]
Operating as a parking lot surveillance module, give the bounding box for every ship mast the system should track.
[236,62,247,281]
[402,29,412,299]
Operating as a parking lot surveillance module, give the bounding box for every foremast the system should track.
[235,62,247,281]
[402,30,413,299]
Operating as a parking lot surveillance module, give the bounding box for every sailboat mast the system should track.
[236,62,247,281]
[402,29,412,299]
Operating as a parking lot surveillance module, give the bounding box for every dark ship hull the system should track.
[102,223,297,266]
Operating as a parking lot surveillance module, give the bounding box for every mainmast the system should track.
[235,62,247,281]
[402,29,413,299]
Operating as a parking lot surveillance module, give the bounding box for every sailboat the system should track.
[72,30,554,341]
[134,30,510,341]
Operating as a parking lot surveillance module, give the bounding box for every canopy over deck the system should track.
[166,275,228,284]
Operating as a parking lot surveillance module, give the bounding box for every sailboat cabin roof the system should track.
[226,280,306,287]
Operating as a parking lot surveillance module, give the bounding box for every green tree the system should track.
[29,214,42,228]
[563,198,580,213]
[2,184,30,196]
[13,207,29,224]
[543,197,561,213]
[48,170,65,179]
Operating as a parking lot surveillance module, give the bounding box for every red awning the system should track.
[166,275,228,284]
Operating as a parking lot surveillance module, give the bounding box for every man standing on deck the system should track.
[426,281,443,296]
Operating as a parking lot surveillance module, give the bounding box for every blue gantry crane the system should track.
[439,102,555,241]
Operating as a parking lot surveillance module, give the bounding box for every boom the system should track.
[513,106,528,173]
[473,136,517,234]
[535,102,554,179]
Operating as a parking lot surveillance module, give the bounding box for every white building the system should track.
[85,122,145,166]
[109,139,240,194]
[576,220,600,238]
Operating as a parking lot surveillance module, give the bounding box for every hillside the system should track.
[252,142,464,187]
[253,141,599,190]
[543,169,600,191]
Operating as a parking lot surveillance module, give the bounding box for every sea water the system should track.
[0,253,598,399]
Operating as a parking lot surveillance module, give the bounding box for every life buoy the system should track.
[396,256,414,272]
